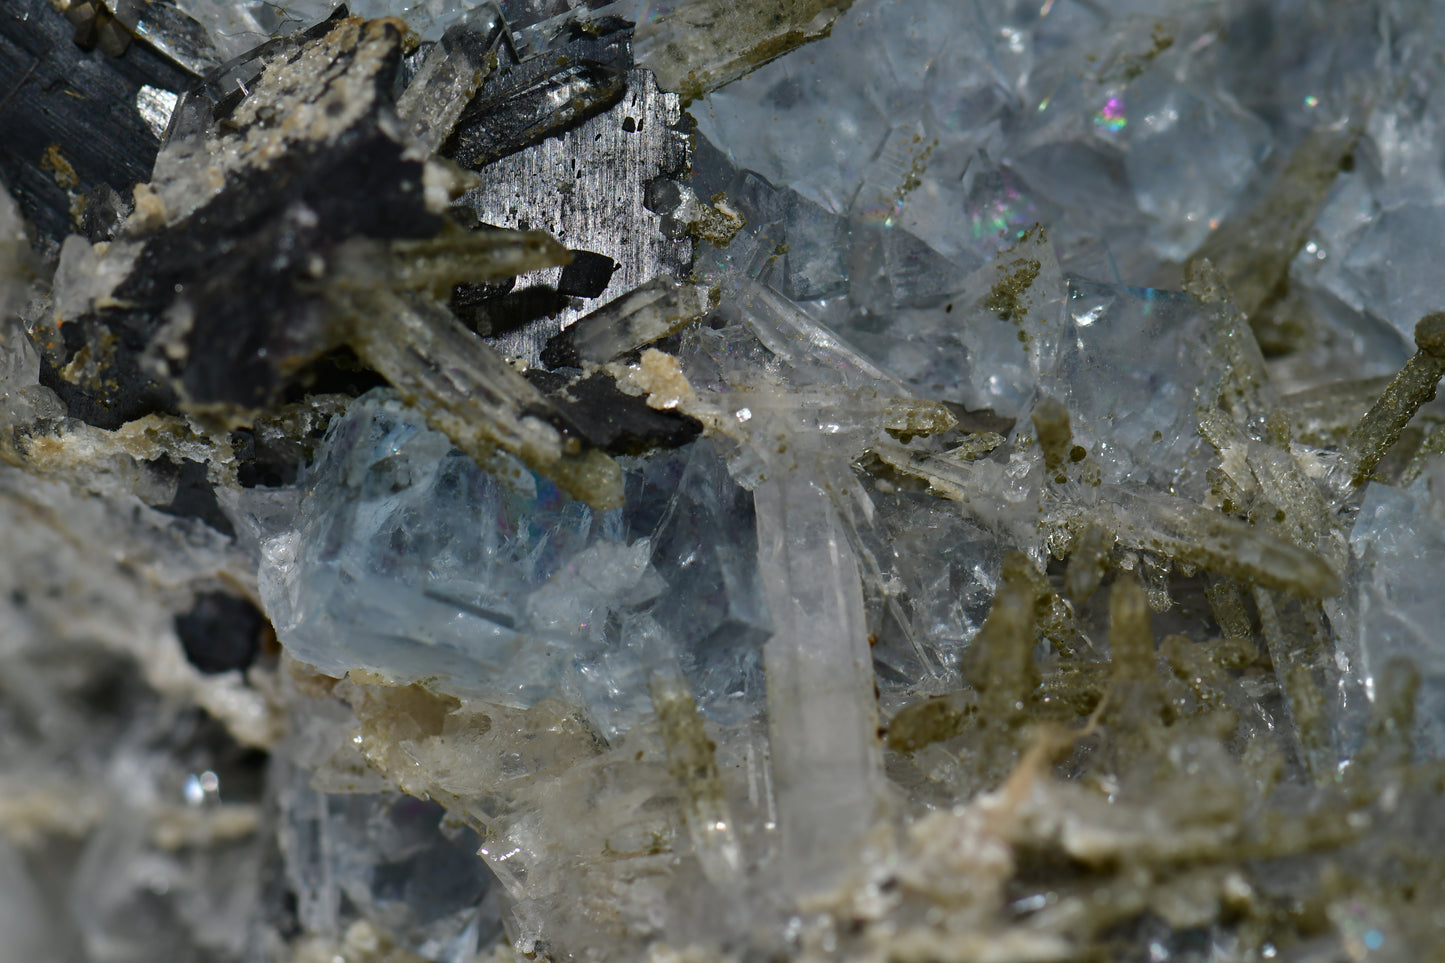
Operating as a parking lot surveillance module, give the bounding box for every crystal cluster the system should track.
[4,0,1445,961]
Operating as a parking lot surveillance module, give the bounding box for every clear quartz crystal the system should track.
[833,227,1066,418]
[0,182,28,319]
[173,0,335,59]
[754,472,882,896]
[278,763,501,963]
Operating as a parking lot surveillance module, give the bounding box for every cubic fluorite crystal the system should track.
[6,0,1445,960]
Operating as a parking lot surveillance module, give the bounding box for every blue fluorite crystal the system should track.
[1044,279,1227,497]
[1334,468,1445,758]
[263,390,768,720]
[280,766,502,963]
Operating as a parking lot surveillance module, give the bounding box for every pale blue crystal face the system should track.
[266,390,769,718]
[854,481,1004,686]
[1340,204,1445,344]
[1045,280,1227,496]
[282,771,502,963]
[269,390,622,704]
[1122,79,1272,260]
[834,229,1066,419]
[1339,472,1445,758]
[625,442,770,722]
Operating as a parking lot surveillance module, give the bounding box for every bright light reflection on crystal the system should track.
[1094,95,1128,133]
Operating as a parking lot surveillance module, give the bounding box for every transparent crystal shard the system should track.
[344,288,625,508]
[1193,124,1358,321]
[631,299,956,509]
[835,226,1065,418]
[1339,203,1445,347]
[278,765,502,963]
[324,678,749,961]
[560,443,771,740]
[685,134,854,301]
[1040,279,1227,497]
[1090,489,1340,601]
[721,278,913,393]
[395,8,510,156]
[164,0,335,62]
[541,278,717,369]
[754,472,882,896]
[0,181,29,320]
[260,390,636,702]
[623,439,770,723]
[1123,77,1271,261]
[851,477,1005,687]
[1281,18,1445,357]
[647,664,744,884]
[1333,468,1445,758]
[688,0,1002,252]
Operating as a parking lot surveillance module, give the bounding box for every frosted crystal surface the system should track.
[279,766,502,962]
[1040,279,1227,496]
[754,472,881,895]
[262,390,767,715]
[1122,78,1271,260]
[1284,4,1445,364]
[1336,468,1445,757]
[691,0,1284,283]
[692,0,1002,249]
[262,390,629,702]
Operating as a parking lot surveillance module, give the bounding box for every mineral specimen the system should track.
[6,0,1445,961]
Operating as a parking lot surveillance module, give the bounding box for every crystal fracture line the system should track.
[754,473,881,896]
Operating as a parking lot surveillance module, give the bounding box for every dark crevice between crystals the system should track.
[175,590,267,675]
[459,284,572,337]
[150,455,236,536]
[525,367,703,455]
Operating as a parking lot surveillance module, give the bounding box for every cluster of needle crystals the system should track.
[8,0,1445,960]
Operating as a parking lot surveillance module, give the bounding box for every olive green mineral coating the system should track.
[1031,396,1074,481]
[1348,311,1445,487]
